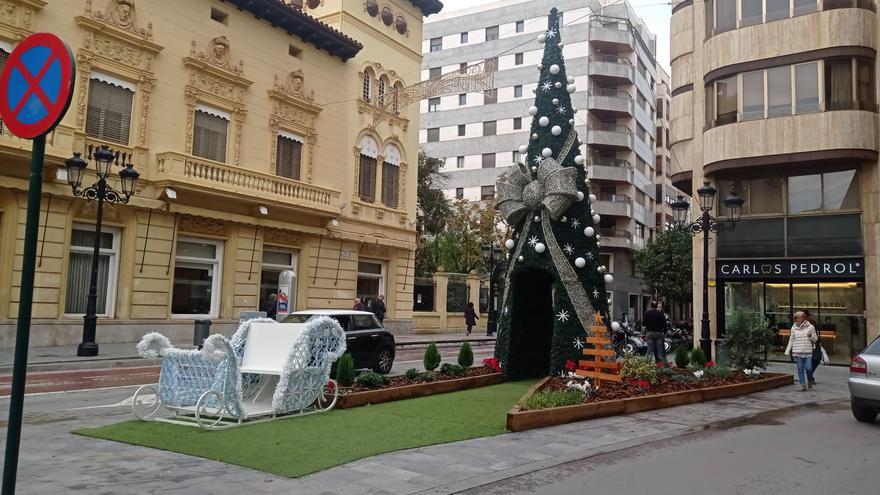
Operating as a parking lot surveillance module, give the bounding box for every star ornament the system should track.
[573,337,584,349]
[563,244,574,255]
[592,289,600,299]
[546,27,558,39]
[556,309,570,322]
[527,235,539,247]
[541,81,553,92]
[556,105,568,115]
[533,155,542,165]
[570,218,581,229]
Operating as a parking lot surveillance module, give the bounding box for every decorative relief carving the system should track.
[0,0,45,41]
[178,215,226,236]
[190,36,244,75]
[274,70,314,103]
[263,228,305,247]
[360,241,391,258]
[84,0,152,40]
[268,70,320,183]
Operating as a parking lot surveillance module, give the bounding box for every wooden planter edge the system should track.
[506,373,794,432]
[336,372,505,409]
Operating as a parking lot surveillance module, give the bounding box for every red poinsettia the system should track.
[706,361,716,368]
[565,359,577,372]
[482,357,501,373]
[625,378,652,390]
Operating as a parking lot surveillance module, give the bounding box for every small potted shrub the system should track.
[424,342,441,371]
[674,346,691,369]
[690,347,707,369]
[457,342,474,368]
[355,371,390,389]
[336,352,356,387]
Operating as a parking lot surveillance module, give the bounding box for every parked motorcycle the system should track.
[667,321,694,352]
[613,317,647,358]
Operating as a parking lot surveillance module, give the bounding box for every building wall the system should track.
[670,0,880,348]
[0,0,435,347]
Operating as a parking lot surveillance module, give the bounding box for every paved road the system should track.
[460,401,879,495]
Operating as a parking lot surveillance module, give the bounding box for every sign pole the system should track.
[2,135,46,495]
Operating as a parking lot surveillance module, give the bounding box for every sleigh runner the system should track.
[131,317,346,430]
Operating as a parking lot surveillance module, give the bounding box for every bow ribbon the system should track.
[496,157,579,225]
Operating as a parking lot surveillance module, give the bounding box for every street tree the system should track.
[633,227,693,309]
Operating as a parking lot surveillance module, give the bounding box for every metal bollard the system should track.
[193,319,212,349]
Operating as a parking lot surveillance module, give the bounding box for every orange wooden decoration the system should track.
[576,312,622,386]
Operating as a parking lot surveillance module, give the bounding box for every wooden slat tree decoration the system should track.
[576,312,621,386]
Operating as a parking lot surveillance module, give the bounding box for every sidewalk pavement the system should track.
[0,332,496,372]
[4,362,853,495]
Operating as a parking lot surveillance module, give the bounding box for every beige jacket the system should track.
[785,322,818,356]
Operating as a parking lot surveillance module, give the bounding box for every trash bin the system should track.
[193,319,212,349]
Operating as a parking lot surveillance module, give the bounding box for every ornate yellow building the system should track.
[0,0,442,347]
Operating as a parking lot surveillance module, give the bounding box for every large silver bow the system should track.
[496,158,579,225]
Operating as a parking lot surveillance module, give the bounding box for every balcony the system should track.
[154,152,340,217]
[586,123,633,149]
[593,193,632,217]
[589,18,634,49]
[598,228,633,249]
[588,54,634,83]
[587,89,634,116]
[588,158,632,182]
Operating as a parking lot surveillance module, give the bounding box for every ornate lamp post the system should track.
[65,145,139,356]
[670,180,744,361]
[481,242,504,336]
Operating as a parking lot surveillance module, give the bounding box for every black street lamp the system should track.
[481,242,504,336]
[65,145,139,356]
[670,180,744,361]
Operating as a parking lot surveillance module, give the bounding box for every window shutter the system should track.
[0,50,7,133]
[193,111,228,162]
[275,135,302,180]
[85,79,134,145]
[382,161,399,208]
[359,154,376,202]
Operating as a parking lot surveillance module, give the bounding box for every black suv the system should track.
[281,310,396,374]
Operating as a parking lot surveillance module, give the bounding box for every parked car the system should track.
[849,336,880,423]
[281,310,396,374]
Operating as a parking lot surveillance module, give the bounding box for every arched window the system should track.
[382,144,401,208]
[392,82,403,114]
[358,136,379,202]
[362,70,372,102]
[378,77,388,107]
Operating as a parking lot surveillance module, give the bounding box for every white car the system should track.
[849,336,880,423]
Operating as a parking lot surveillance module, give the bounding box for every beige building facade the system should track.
[0,0,442,348]
[670,0,879,363]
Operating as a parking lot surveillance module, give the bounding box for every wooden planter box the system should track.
[336,372,504,409]
[506,373,793,432]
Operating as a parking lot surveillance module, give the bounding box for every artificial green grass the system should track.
[74,380,535,478]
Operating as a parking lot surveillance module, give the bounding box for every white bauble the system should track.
[593,214,601,223]
[552,98,560,105]
[517,255,524,262]
[518,144,528,154]
[551,125,562,136]
[584,226,595,237]
[561,216,567,222]
[575,257,586,268]
[572,108,578,114]
[577,191,585,201]
[541,147,553,157]
[549,64,560,75]
[589,193,597,202]
[555,82,563,89]
[557,43,564,49]
[531,166,537,172]
[528,106,539,116]
[611,321,621,331]
[569,119,575,125]
[535,243,546,253]
[567,84,576,94]
[531,133,539,140]
[604,274,614,284]
[539,116,550,127]
[505,239,515,250]
[537,64,543,70]
[537,34,546,44]
[567,75,575,84]
[574,155,585,165]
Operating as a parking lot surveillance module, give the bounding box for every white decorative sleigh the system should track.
[131,317,346,430]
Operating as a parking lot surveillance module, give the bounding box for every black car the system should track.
[281,310,396,374]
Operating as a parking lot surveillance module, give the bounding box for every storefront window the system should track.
[723,282,764,326]
[357,259,385,313]
[260,249,298,317]
[788,174,822,213]
[818,282,866,361]
[172,239,223,317]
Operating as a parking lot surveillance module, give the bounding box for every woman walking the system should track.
[464,302,478,336]
[784,310,818,391]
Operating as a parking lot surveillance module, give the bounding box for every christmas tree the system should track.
[495,8,615,378]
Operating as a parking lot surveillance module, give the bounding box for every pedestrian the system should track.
[353,297,365,311]
[373,294,387,324]
[785,310,818,391]
[464,302,478,336]
[643,300,667,363]
[261,293,278,320]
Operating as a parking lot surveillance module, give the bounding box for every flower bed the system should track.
[506,368,792,432]
[336,361,504,409]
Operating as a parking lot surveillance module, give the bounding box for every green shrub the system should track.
[674,346,691,369]
[439,362,467,376]
[355,371,390,389]
[690,348,707,368]
[620,355,659,384]
[423,342,441,371]
[669,373,697,383]
[404,368,419,380]
[335,353,356,387]
[457,342,474,368]
[524,389,585,410]
[417,371,437,382]
[708,365,733,379]
[724,309,775,370]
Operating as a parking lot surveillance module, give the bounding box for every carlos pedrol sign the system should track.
[717,258,865,279]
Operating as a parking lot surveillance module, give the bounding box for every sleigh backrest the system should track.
[239,322,305,375]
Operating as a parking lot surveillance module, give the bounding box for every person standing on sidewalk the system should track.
[353,297,365,311]
[464,302,478,337]
[643,301,667,363]
[373,294,387,324]
[785,310,818,391]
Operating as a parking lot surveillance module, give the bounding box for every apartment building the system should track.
[654,64,688,232]
[0,0,442,347]
[670,0,879,363]
[419,0,661,320]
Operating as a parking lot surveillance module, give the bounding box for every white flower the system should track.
[744,367,762,377]
[693,370,704,379]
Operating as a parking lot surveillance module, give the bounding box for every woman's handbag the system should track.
[812,342,824,367]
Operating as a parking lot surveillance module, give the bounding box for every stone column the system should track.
[433,269,448,331]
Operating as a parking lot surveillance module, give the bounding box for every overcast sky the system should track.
[437,0,672,70]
